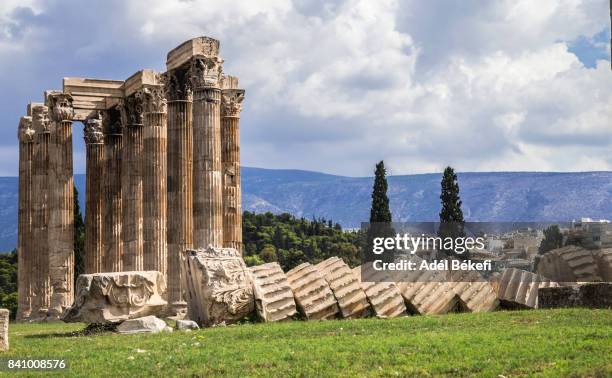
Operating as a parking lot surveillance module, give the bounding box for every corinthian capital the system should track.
[141,85,167,114]
[190,56,223,89]
[18,116,35,143]
[221,89,245,118]
[119,93,144,126]
[47,93,74,122]
[83,112,104,144]
[32,105,50,134]
[164,68,193,102]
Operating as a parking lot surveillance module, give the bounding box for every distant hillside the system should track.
[0,168,609,251]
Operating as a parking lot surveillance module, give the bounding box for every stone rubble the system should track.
[249,262,297,322]
[286,263,339,320]
[315,257,370,319]
[62,271,167,324]
[117,315,173,334]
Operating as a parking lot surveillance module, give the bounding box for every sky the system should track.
[0,0,611,177]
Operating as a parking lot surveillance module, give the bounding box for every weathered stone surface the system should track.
[352,265,406,318]
[315,257,370,318]
[394,256,459,315]
[176,319,200,331]
[496,268,557,309]
[448,268,499,313]
[0,309,8,351]
[286,263,339,320]
[165,65,193,315]
[221,76,244,252]
[84,112,105,274]
[537,245,602,283]
[594,248,612,281]
[249,262,297,322]
[117,315,172,334]
[538,283,612,309]
[62,271,167,324]
[182,247,254,327]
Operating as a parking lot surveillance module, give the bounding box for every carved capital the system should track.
[32,105,50,134]
[47,93,74,122]
[141,85,167,114]
[190,56,223,90]
[18,116,35,143]
[104,106,123,135]
[119,93,144,126]
[221,89,245,118]
[164,68,193,102]
[83,112,104,144]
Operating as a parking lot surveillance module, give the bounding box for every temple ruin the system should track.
[16,37,245,321]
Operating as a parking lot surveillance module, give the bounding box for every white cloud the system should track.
[0,0,610,176]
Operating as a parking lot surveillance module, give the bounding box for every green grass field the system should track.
[4,308,612,377]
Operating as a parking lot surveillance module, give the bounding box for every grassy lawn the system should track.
[3,308,611,377]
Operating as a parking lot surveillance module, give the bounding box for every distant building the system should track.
[570,218,612,248]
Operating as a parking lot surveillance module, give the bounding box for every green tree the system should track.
[538,225,563,254]
[370,161,392,223]
[366,161,394,263]
[74,185,85,282]
[438,166,466,259]
[259,245,278,263]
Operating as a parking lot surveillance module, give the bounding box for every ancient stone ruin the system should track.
[0,309,8,351]
[17,37,245,321]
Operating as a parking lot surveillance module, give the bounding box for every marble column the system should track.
[191,55,224,248]
[17,116,35,320]
[31,105,51,319]
[120,95,145,271]
[141,84,168,276]
[220,77,245,253]
[103,106,123,272]
[84,112,105,273]
[47,93,75,318]
[165,67,193,312]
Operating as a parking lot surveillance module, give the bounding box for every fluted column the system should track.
[192,55,224,248]
[84,113,105,273]
[47,93,75,318]
[120,95,144,271]
[220,77,245,253]
[31,105,51,319]
[142,84,168,276]
[103,107,123,272]
[165,68,193,312]
[17,116,35,321]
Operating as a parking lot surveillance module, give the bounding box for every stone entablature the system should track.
[17,36,245,321]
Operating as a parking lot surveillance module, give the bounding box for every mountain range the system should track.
[0,168,609,251]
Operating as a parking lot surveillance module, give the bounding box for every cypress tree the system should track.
[438,166,466,258]
[74,185,85,283]
[366,161,394,263]
[370,161,392,223]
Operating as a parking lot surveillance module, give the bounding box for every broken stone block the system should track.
[496,268,557,309]
[249,262,297,322]
[315,257,370,318]
[448,268,499,312]
[537,246,602,283]
[352,265,406,318]
[286,262,339,320]
[538,283,612,309]
[0,309,8,351]
[117,316,172,334]
[594,248,612,281]
[176,319,200,331]
[182,247,254,327]
[394,256,459,315]
[62,271,167,324]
